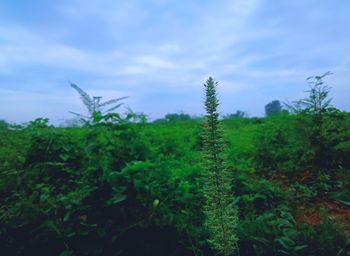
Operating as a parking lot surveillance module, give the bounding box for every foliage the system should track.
[1,75,350,255]
[1,111,349,255]
[256,74,350,176]
[254,113,311,174]
[235,174,286,214]
[286,72,333,115]
[287,182,317,202]
[238,207,350,256]
[298,210,350,256]
[265,100,283,116]
[238,208,308,256]
[286,72,336,171]
[70,82,128,121]
[223,110,247,119]
[201,77,238,255]
[0,119,9,130]
[223,117,259,173]
[155,112,194,122]
[0,113,208,255]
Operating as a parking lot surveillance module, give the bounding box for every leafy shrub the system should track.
[254,114,311,174]
[1,86,350,256]
[238,208,308,256]
[238,208,349,256]
[235,174,286,214]
[287,182,317,202]
[334,140,350,169]
[0,113,208,255]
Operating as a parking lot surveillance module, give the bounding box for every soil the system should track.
[296,197,350,237]
[266,170,350,238]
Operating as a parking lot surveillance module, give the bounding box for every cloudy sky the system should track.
[0,0,349,123]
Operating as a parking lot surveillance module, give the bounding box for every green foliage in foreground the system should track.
[202,77,238,255]
[0,112,349,255]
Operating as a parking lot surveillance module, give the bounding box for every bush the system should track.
[254,114,311,174]
[238,208,308,256]
[238,208,349,256]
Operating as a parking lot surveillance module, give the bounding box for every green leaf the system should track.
[106,194,126,205]
[330,191,350,206]
[293,245,308,252]
[275,236,296,250]
[59,250,74,256]
[59,153,70,161]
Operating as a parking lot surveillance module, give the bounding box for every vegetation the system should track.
[202,77,238,255]
[223,110,247,119]
[0,75,349,255]
[69,82,128,121]
[265,100,283,116]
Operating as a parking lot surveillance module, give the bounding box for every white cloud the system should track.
[1,0,350,122]
[0,0,263,78]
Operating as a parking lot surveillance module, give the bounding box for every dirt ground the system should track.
[296,197,350,237]
[267,170,350,238]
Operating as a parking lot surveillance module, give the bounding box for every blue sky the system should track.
[0,0,349,123]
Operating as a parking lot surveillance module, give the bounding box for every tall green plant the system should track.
[286,72,335,171]
[70,82,128,121]
[202,77,238,255]
[289,71,333,114]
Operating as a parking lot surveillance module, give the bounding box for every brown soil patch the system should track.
[263,170,350,237]
[296,197,350,237]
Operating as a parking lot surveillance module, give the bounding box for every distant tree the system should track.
[164,113,191,122]
[70,82,128,121]
[153,112,193,123]
[265,100,282,116]
[223,110,247,119]
[27,118,51,129]
[0,120,9,130]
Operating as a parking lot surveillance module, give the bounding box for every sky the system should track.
[0,0,349,123]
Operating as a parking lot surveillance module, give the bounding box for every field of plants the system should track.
[1,76,350,255]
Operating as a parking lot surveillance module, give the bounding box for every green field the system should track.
[1,111,349,255]
[1,79,350,255]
